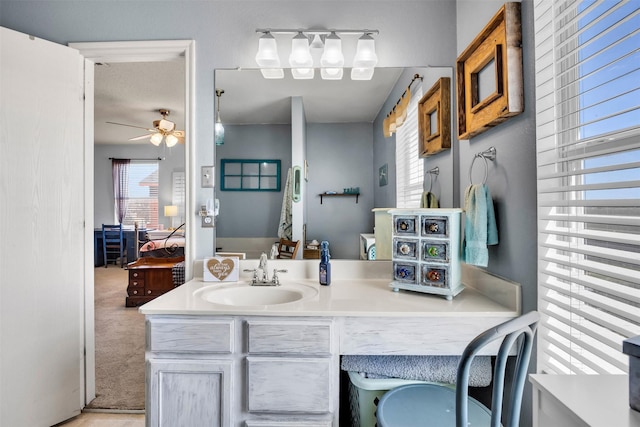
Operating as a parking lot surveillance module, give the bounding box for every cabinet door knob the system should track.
[133,272,139,278]
[147,290,152,295]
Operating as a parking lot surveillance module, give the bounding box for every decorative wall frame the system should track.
[220,159,281,191]
[456,2,523,140]
[418,77,451,157]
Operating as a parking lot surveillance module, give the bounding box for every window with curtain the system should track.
[534,0,640,375]
[119,160,160,229]
[395,85,424,208]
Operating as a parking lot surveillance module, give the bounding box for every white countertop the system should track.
[139,260,520,317]
[530,374,640,427]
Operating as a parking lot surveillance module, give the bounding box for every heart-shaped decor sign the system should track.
[204,257,239,282]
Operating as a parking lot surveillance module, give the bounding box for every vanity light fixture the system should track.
[255,31,284,79]
[289,31,314,79]
[320,32,344,80]
[351,32,378,80]
[215,89,225,146]
[254,28,379,80]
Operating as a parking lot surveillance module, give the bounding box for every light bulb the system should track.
[150,133,163,146]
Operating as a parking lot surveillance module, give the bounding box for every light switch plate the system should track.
[201,166,214,188]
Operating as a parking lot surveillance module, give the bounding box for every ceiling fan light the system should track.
[158,118,175,132]
[150,132,163,146]
[165,134,179,147]
[255,32,281,69]
[351,67,375,80]
[353,33,378,69]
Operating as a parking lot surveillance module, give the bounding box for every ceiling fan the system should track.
[107,109,185,147]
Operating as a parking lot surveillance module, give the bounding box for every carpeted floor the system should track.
[86,266,145,410]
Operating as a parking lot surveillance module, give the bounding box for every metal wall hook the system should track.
[469,146,496,185]
[426,166,439,192]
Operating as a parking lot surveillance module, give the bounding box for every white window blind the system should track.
[122,160,159,229]
[534,0,640,375]
[395,85,424,208]
[172,171,186,224]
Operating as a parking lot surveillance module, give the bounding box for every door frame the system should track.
[69,39,196,404]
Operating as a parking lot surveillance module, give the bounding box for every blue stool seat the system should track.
[377,383,492,427]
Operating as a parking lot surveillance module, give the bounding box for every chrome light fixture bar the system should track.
[255,28,379,80]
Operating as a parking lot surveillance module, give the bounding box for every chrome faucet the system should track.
[243,252,287,286]
[257,252,269,283]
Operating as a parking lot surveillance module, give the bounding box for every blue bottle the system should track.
[319,241,331,286]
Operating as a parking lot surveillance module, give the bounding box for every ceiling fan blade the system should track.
[106,121,155,132]
[129,134,152,141]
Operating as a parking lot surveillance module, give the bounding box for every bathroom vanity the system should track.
[139,260,520,427]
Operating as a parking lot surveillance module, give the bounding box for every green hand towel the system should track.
[420,191,439,208]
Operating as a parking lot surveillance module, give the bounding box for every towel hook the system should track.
[426,167,439,193]
[469,147,496,185]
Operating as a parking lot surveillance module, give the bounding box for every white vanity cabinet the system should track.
[145,316,337,427]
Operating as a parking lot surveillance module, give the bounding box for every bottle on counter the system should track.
[319,240,331,286]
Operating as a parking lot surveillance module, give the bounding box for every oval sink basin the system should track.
[195,282,317,307]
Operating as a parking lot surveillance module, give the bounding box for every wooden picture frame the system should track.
[418,77,451,157]
[456,2,523,140]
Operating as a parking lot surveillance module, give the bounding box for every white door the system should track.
[0,26,85,427]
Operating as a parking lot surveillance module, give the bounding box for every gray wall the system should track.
[215,124,292,238]
[306,122,374,260]
[94,144,185,229]
[457,1,538,425]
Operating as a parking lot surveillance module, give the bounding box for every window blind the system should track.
[122,160,159,229]
[395,85,424,208]
[172,171,186,222]
[534,0,640,375]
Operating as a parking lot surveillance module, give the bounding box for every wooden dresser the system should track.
[126,256,185,307]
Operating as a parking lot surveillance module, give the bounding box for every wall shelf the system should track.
[319,193,360,204]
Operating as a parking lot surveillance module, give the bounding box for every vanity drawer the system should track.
[246,357,332,413]
[148,318,234,353]
[246,320,332,355]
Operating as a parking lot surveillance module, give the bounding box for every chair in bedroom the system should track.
[377,311,540,427]
[102,224,125,268]
[276,238,300,259]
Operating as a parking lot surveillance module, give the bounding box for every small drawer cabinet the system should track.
[389,208,463,300]
[126,256,184,307]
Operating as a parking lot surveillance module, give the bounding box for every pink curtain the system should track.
[112,159,130,224]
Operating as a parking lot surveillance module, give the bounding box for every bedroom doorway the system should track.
[71,40,195,409]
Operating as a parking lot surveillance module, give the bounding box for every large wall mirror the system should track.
[214,66,454,260]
